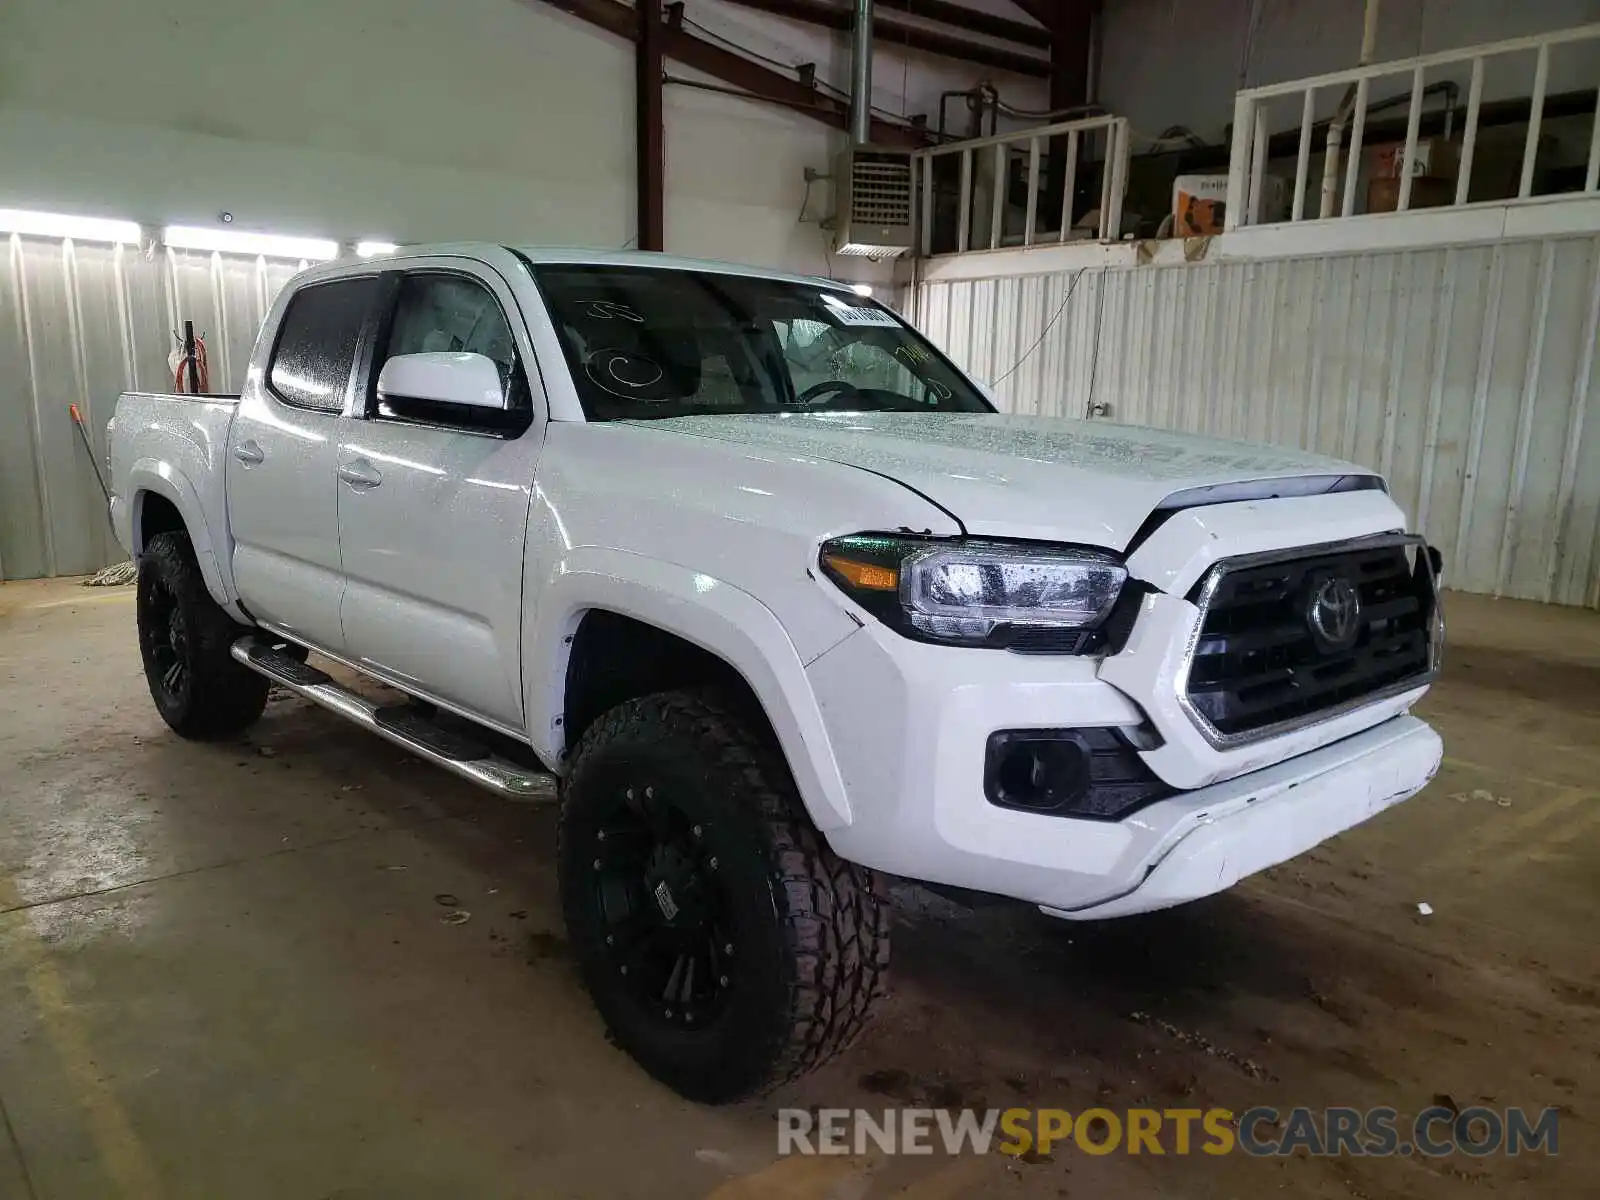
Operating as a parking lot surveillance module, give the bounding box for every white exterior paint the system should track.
[107,243,1442,918]
[642,409,1382,549]
[913,230,1600,608]
[109,395,244,616]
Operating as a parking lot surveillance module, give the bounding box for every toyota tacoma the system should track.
[107,244,1444,1102]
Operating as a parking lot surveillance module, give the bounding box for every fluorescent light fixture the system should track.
[0,208,141,244]
[356,240,399,257]
[162,225,339,260]
[850,283,873,298]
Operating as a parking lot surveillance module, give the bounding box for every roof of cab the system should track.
[296,241,852,292]
[508,245,844,290]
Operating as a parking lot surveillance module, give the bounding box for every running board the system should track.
[232,635,554,801]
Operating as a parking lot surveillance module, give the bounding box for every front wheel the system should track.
[558,690,890,1103]
[136,530,269,739]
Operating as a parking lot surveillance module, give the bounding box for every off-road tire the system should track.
[136,530,269,739]
[558,689,890,1103]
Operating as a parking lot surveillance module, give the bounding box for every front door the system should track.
[335,266,542,731]
[227,275,378,651]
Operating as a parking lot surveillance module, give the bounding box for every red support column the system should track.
[636,0,665,252]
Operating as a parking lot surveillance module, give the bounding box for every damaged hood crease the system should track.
[639,411,1375,549]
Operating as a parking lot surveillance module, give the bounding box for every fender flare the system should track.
[127,460,237,609]
[525,547,853,831]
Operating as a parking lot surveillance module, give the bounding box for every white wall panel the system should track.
[0,0,632,251]
[0,235,301,580]
[912,234,1600,607]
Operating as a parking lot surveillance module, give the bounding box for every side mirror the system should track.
[377,352,506,410]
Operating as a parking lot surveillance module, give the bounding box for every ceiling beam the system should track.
[871,0,1049,49]
[1004,0,1056,31]
[540,0,633,39]
[656,14,928,144]
[535,0,928,145]
[718,0,1050,77]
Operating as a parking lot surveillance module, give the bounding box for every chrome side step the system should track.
[232,635,555,801]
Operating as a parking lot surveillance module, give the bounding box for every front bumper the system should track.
[1039,715,1440,918]
[802,490,1442,915]
[808,622,1441,913]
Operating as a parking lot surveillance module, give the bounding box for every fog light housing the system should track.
[989,736,1090,811]
[983,728,1173,821]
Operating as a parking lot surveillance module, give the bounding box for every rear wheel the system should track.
[136,530,269,739]
[558,690,890,1103]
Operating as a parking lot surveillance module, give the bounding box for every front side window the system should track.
[530,264,992,421]
[372,273,529,433]
[268,276,377,412]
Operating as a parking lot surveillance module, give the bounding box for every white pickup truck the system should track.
[109,243,1444,1101]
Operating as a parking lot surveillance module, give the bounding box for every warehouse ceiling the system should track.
[538,0,1096,145]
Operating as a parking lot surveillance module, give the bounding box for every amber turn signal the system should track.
[821,554,899,591]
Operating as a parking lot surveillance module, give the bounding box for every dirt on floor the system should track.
[0,578,1595,1199]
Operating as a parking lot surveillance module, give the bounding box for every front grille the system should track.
[1183,539,1437,741]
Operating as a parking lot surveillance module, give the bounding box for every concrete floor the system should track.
[0,579,1595,1199]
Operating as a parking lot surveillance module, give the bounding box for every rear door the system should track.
[335,262,543,732]
[227,275,377,651]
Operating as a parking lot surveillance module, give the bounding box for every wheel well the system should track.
[562,610,772,753]
[136,491,187,554]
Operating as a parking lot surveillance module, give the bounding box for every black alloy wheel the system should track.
[586,778,736,1029]
[141,569,191,706]
[135,530,269,739]
[558,690,890,1103]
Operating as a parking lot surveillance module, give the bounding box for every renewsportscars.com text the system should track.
[778,1105,1560,1158]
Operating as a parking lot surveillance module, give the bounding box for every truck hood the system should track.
[637,411,1376,549]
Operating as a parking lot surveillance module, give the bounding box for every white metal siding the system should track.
[0,235,300,580]
[915,234,1600,607]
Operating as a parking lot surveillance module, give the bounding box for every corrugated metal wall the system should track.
[7,229,1599,607]
[0,235,301,579]
[915,234,1600,608]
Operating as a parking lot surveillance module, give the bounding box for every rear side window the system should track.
[268,277,377,412]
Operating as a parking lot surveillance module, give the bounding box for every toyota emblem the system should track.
[1308,576,1361,649]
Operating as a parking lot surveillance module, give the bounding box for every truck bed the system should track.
[118,391,240,404]
[108,389,243,596]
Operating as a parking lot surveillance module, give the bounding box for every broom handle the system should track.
[69,404,113,506]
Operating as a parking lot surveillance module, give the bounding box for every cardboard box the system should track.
[1367,175,1455,213]
[1374,138,1458,181]
[1173,174,1227,235]
[1172,173,1287,235]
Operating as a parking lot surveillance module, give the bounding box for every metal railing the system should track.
[1225,22,1600,229]
[914,114,1130,256]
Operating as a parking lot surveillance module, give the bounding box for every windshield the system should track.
[529,263,993,421]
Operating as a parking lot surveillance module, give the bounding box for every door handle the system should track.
[338,458,383,490]
[233,439,265,465]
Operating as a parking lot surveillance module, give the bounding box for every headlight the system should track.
[819,534,1127,652]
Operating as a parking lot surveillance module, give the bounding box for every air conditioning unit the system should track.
[832,146,914,258]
